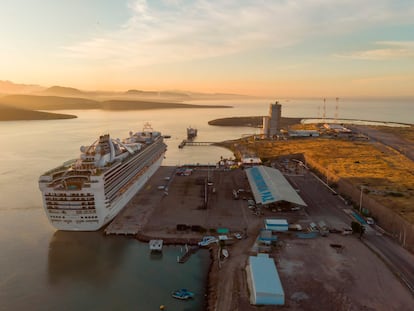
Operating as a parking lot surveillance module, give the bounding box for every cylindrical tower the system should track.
[269,101,282,137]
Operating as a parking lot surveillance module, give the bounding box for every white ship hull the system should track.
[39,124,167,231]
[100,154,164,230]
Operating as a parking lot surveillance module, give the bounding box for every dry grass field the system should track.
[224,137,414,224]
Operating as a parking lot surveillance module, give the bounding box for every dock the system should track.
[177,244,199,263]
[104,220,141,235]
[178,140,216,148]
[149,239,163,252]
[104,166,177,236]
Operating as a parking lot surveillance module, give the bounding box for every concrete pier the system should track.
[104,165,255,238]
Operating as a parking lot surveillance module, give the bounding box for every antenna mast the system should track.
[335,97,339,121]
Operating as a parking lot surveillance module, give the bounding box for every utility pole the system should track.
[335,97,339,121]
[359,185,364,213]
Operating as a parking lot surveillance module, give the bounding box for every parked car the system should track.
[234,233,242,240]
[366,217,375,225]
[198,236,218,246]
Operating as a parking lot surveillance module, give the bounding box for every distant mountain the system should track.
[43,86,86,96]
[125,89,191,99]
[0,95,100,110]
[126,89,158,96]
[0,104,76,121]
[101,100,232,110]
[0,80,44,94]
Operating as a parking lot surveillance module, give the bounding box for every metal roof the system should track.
[245,166,307,206]
[249,254,284,298]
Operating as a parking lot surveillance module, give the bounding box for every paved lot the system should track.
[143,166,262,235]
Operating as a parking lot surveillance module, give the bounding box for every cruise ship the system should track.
[39,123,167,231]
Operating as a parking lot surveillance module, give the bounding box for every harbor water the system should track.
[0,98,412,310]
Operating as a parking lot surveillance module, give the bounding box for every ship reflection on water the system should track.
[46,231,209,310]
[47,231,127,285]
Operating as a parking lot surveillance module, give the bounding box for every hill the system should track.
[43,86,87,97]
[0,95,100,110]
[101,100,232,110]
[0,104,76,121]
[125,89,191,100]
[0,80,44,94]
[208,116,302,128]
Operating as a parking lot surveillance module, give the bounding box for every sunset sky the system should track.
[1,0,414,97]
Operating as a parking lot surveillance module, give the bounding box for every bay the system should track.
[0,98,412,310]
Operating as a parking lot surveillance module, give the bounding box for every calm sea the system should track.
[0,98,412,310]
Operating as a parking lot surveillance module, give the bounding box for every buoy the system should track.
[159,305,165,310]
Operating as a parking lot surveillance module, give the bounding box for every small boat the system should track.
[222,249,229,258]
[171,288,194,300]
[187,127,197,139]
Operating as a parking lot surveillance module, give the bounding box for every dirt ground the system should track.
[275,235,414,311]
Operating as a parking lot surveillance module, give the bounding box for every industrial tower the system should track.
[263,101,282,138]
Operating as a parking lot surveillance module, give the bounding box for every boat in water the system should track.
[171,289,194,300]
[187,126,197,139]
[38,123,167,231]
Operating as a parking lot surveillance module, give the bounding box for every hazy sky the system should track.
[1,0,414,97]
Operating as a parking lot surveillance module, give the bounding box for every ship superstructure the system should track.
[39,123,167,231]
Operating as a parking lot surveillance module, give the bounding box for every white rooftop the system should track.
[249,253,285,305]
[149,240,163,251]
[265,219,288,226]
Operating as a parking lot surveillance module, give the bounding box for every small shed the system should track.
[149,240,163,252]
[265,219,288,232]
[248,253,285,305]
[217,228,229,234]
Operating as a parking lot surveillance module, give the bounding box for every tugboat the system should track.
[171,288,195,300]
[187,127,197,139]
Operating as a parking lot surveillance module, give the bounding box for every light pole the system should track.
[326,165,330,186]
[359,185,365,213]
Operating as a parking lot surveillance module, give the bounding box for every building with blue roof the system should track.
[245,165,307,206]
[248,253,285,305]
[265,219,288,232]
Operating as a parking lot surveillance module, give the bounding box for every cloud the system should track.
[335,41,414,60]
[61,0,414,67]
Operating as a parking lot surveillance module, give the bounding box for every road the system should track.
[349,125,414,161]
[364,232,414,293]
[286,166,414,295]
